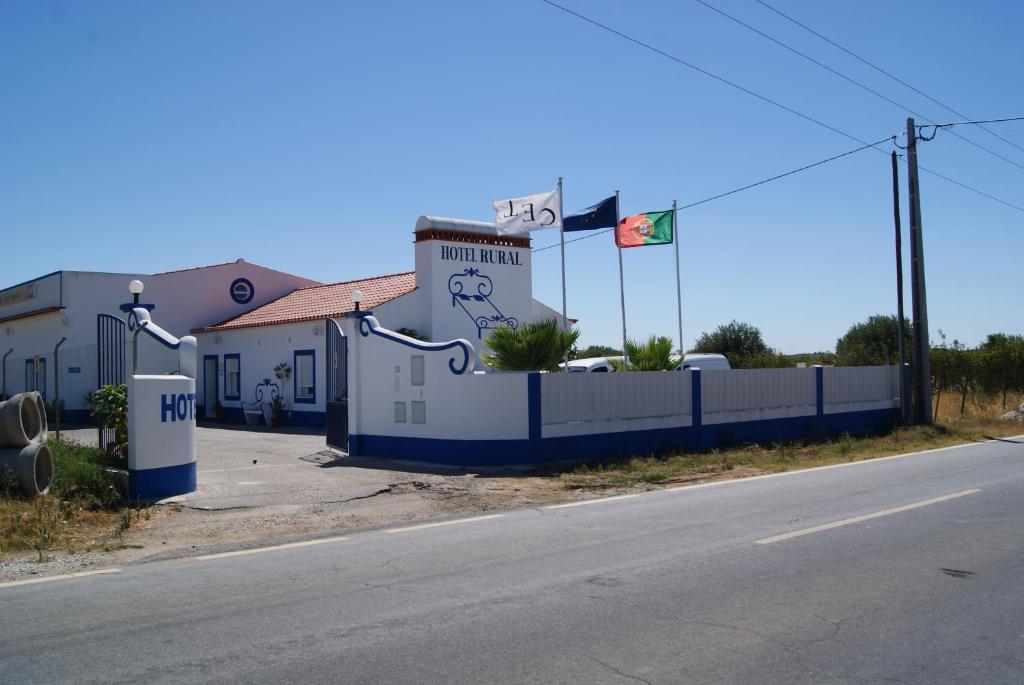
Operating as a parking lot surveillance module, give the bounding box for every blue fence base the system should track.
[350,408,900,468]
[129,461,197,501]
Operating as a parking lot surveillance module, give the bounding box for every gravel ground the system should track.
[2,425,566,580]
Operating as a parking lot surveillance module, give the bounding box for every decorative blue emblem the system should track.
[447,268,518,339]
[230,278,254,304]
[358,316,474,375]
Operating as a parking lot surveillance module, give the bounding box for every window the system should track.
[224,354,241,401]
[411,355,425,386]
[592,366,609,373]
[411,400,426,424]
[294,350,316,403]
[394,401,407,423]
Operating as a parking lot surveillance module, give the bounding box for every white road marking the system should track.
[198,464,287,474]
[236,481,262,486]
[0,568,121,590]
[191,535,350,561]
[754,489,981,545]
[382,514,505,533]
[545,493,641,509]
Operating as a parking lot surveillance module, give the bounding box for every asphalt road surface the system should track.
[4,436,1024,684]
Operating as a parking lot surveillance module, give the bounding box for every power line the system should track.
[539,0,880,150]
[539,0,1024,216]
[928,116,1024,129]
[693,0,1024,173]
[533,135,895,254]
[753,0,1024,156]
[917,166,1024,213]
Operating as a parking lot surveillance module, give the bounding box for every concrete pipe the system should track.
[0,392,44,447]
[0,442,54,496]
[31,391,48,443]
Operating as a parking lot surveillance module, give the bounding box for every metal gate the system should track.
[325,317,348,452]
[96,313,126,453]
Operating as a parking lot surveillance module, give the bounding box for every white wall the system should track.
[151,260,318,336]
[193,321,324,419]
[415,236,533,362]
[349,316,529,442]
[0,263,316,411]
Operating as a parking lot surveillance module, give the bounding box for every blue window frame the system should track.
[293,349,316,404]
[224,353,241,401]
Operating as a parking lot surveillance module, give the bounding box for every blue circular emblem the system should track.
[230,277,254,304]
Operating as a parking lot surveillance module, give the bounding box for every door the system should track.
[325,318,348,451]
[25,357,46,399]
[96,313,126,452]
[204,356,218,419]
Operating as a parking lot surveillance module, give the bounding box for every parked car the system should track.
[561,356,620,373]
[675,353,731,371]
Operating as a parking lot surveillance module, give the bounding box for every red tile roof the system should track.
[194,272,416,333]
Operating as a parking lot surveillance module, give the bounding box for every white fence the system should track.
[702,368,817,422]
[823,365,900,414]
[541,371,692,433]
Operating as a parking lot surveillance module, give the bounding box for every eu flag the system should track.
[563,195,617,232]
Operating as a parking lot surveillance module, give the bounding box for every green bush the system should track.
[612,335,677,371]
[482,320,580,372]
[48,438,124,508]
[87,384,128,459]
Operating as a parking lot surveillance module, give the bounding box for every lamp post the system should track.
[351,289,363,313]
[129,279,144,305]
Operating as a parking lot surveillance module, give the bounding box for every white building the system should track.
[0,217,562,428]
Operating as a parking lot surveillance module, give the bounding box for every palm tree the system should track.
[481,319,580,372]
[613,335,677,371]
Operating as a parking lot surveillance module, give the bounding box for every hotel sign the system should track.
[0,283,35,308]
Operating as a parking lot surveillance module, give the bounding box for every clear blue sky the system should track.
[2,0,1021,353]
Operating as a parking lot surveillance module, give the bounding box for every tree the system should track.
[481,320,580,372]
[572,344,621,360]
[692,321,774,368]
[979,333,1024,409]
[612,335,676,371]
[835,315,912,366]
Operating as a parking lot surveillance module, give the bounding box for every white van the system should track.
[676,353,731,371]
[562,356,619,373]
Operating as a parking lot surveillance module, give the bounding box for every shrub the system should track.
[612,335,676,371]
[87,384,128,459]
[482,320,580,372]
[48,438,124,508]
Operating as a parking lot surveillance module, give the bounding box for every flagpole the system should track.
[672,199,683,357]
[615,190,628,365]
[557,176,567,331]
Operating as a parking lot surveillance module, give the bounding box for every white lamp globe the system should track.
[128,280,144,295]
[351,290,364,305]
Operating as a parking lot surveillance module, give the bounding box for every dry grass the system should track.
[0,438,153,560]
[0,497,153,560]
[561,393,1023,492]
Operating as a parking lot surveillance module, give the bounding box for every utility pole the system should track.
[906,117,932,424]
[891,152,908,425]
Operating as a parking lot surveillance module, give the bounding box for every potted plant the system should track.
[271,362,292,427]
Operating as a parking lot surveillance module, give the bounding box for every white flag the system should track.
[493,188,562,234]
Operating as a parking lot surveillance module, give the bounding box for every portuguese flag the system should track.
[615,210,674,248]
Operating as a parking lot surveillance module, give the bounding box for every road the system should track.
[3,436,1024,684]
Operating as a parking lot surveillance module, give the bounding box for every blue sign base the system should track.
[129,461,197,501]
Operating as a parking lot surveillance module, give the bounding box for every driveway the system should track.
[49,424,565,567]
